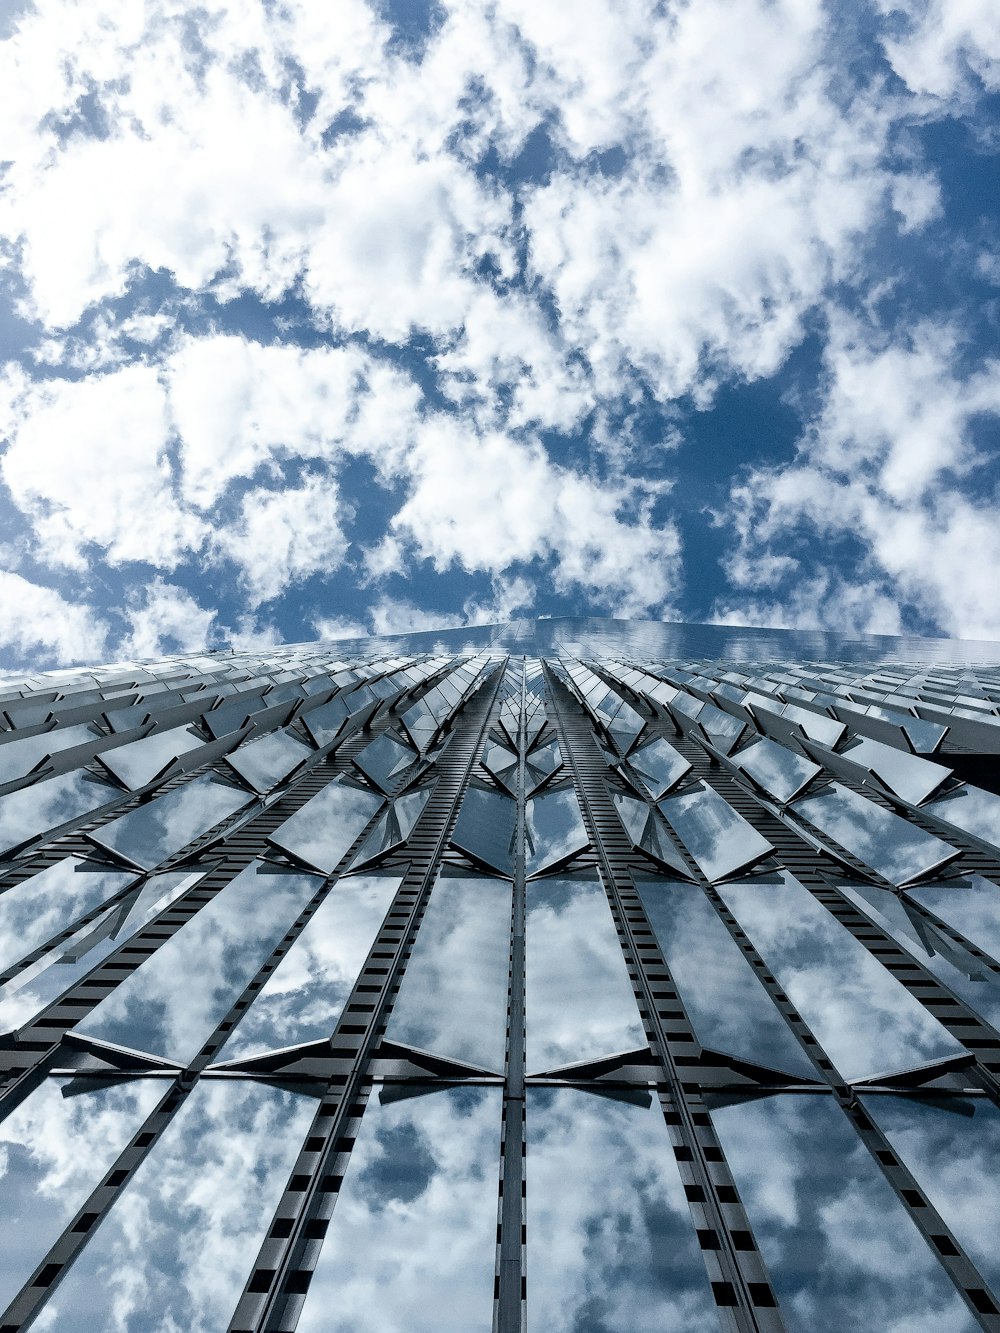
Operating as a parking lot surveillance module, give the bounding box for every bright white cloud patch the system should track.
[0,0,995,664]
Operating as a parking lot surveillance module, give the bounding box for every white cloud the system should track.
[123,577,216,657]
[876,0,1000,101]
[311,613,368,641]
[0,571,107,665]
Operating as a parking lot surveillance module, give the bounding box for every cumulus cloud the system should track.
[123,578,216,657]
[0,571,107,666]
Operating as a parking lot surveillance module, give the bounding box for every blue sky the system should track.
[0,0,997,668]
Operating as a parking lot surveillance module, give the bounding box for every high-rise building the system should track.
[1,617,1000,1332]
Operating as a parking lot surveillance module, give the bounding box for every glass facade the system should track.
[1,620,1000,1330]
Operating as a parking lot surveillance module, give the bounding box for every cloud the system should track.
[123,577,216,657]
[876,0,1000,102]
[0,571,107,665]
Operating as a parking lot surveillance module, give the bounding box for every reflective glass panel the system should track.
[214,873,400,1062]
[658,782,772,882]
[450,784,516,876]
[526,876,644,1073]
[637,879,814,1077]
[297,1086,499,1333]
[528,1087,716,1332]
[268,778,383,875]
[841,737,951,805]
[779,702,845,746]
[0,1077,163,1311]
[718,873,962,1080]
[386,875,511,1072]
[791,783,959,886]
[733,736,820,804]
[907,874,1000,963]
[924,784,1000,854]
[353,785,434,868]
[0,723,98,783]
[481,737,518,791]
[0,871,204,1033]
[0,857,135,978]
[302,695,350,746]
[525,737,561,792]
[226,727,313,792]
[861,1094,1000,1293]
[354,732,418,794]
[77,863,316,1062]
[611,791,693,877]
[627,737,690,799]
[89,774,254,870]
[42,1081,315,1332]
[711,1095,976,1331]
[525,786,588,876]
[98,725,205,789]
[0,770,117,855]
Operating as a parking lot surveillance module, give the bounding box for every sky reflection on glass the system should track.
[637,878,814,1077]
[840,737,951,806]
[525,737,561,793]
[353,785,433,868]
[907,875,1000,965]
[89,773,254,870]
[78,862,316,1062]
[658,782,772,882]
[0,857,134,978]
[354,732,418,794]
[612,791,693,877]
[268,777,383,875]
[0,869,202,1033]
[526,877,644,1073]
[627,737,690,800]
[733,736,820,804]
[718,873,962,1081]
[791,783,959,886]
[214,873,399,1062]
[225,727,313,792]
[924,785,1000,855]
[41,1081,315,1332]
[297,1086,499,1333]
[0,1076,163,1312]
[711,1095,976,1331]
[481,737,518,792]
[861,1094,1000,1295]
[0,723,97,784]
[0,769,117,855]
[527,1087,717,1333]
[525,785,588,877]
[450,784,515,876]
[387,875,511,1072]
[98,725,206,789]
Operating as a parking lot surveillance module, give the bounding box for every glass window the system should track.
[839,737,951,806]
[301,695,350,746]
[658,782,772,882]
[611,791,693,878]
[627,737,690,799]
[386,874,511,1073]
[526,876,644,1073]
[268,778,383,875]
[907,874,1000,964]
[41,1081,316,1332]
[791,784,959,886]
[861,1094,1000,1293]
[296,1086,500,1333]
[354,733,419,794]
[481,738,518,792]
[77,863,316,1063]
[924,785,1000,854]
[711,1094,976,1331]
[732,736,820,804]
[717,873,963,1080]
[525,737,561,792]
[779,702,845,747]
[525,785,588,877]
[0,1076,164,1311]
[450,784,516,876]
[0,722,99,784]
[637,878,814,1077]
[353,785,434,868]
[213,873,401,1063]
[89,774,254,871]
[225,728,313,792]
[97,726,206,790]
[0,770,118,856]
[527,1087,717,1332]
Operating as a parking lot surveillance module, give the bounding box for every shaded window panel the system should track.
[481,738,518,792]
[791,784,960,887]
[0,857,136,979]
[711,1095,977,1332]
[297,1085,500,1333]
[0,1077,165,1312]
[923,785,1000,855]
[525,785,589,877]
[97,725,206,789]
[386,874,511,1073]
[611,791,693,879]
[526,876,645,1074]
[861,1094,1000,1294]
[203,692,268,739]
[0,870,204,1033]
[637,878,814,1077]
[0,770,119,856]
[732,736,821,804]
[658,782,772,883]
[717,873,963,1081]
[907,874,1000,965]
[839,882,1000,1030]
[527,1087,717,1333]
[225,728,313,793]
[213,872,401,1063]
[41,1081,316,1333]
[778,702,846,747]
[607,700,645,753]
[0,723,100,784]
[354,732,419,794]
[400,699,438,751]
[89,774,255,871]
[301,695,350,747]
[525,737,561,791]
[450,784,516,876]
[839,737,952,806]
[352,784,434,868]
[77,863,317,1063]
[268,778,383,875]
[627,737,690,800]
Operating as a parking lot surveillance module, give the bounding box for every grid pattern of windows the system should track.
[1,626,1000,1331]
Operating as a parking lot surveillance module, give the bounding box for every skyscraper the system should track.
[1,617,1000,1331]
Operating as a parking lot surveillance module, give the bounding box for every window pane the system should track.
[525,786,588,877]
[0,770,117,855]
[450,785,516,876]
[225,728,313,792]
[658,782,772,882]
[627,737,690,799]
[268,778,383,875]
[98,725,205,789]
[732,736,820,804]
[89,774,254,870]
[0,857,135,978]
